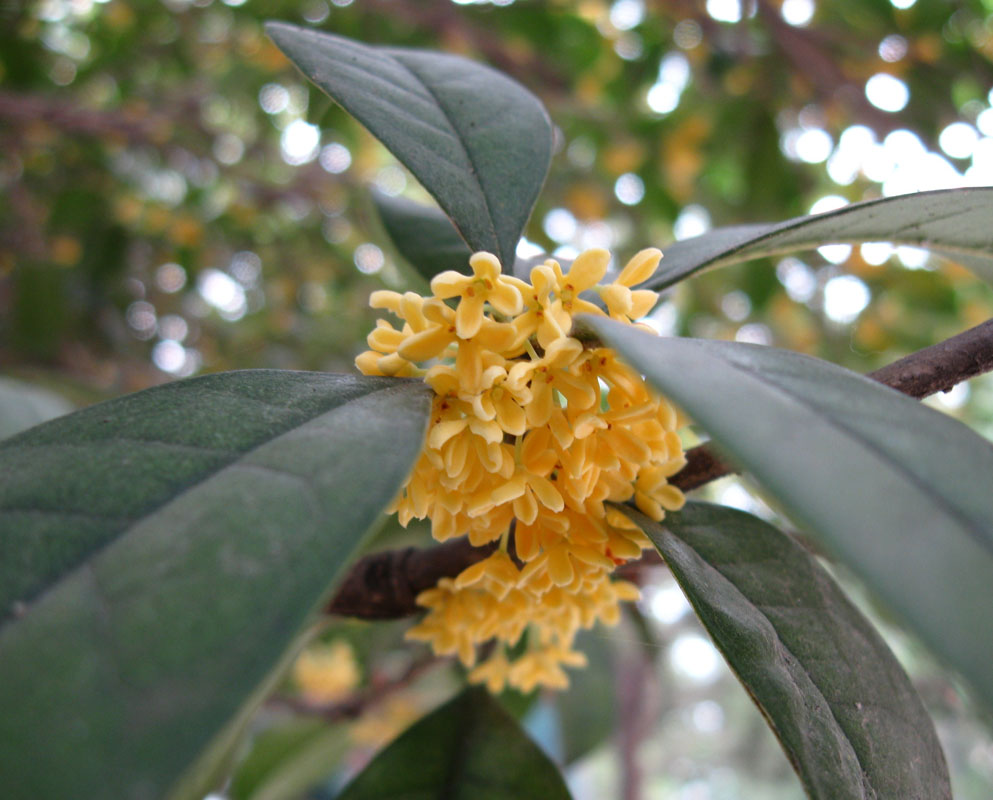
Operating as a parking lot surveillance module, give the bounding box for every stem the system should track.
[865,317,993,399]
[328,538,498,619]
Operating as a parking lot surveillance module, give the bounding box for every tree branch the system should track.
[328,537,497,619]
[328,316,993,619]
[865,317,993,400]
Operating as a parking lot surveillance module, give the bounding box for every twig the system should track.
[327,318,993,620]
[670,443,733,492]
[865,317,993,400]
[328,538,496,618]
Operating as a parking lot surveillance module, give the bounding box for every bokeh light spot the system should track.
[939,122,979,160]
[319,142,352,174]
[280,120,320,165]
[823,274,870,323]
[614,172,645,205]
[354,243,385,274]
[259,83,289,114]
[155,262,187,293]
[781,0,814,26]
[865,73,909,112]
[673,204,711,240]
[671,634,722,684]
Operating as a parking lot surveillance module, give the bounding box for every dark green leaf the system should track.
[646,187,993,290]
[370,192,549,285]
[631,501,950,799]
[587,317,993,712]
[0,370,432,800]
[337,687,573,800]
[372,191,473,281]
[266,22,553,269]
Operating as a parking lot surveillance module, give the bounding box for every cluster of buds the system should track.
[357,248,687,692]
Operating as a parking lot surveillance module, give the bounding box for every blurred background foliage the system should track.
[3,0,993,798]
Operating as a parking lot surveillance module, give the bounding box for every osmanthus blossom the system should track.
[356,247,688,693]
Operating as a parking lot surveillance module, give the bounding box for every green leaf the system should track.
[372,191,473,281]
[631,501,950,799]
[646,187,993,290]
[266,22,553,269]
[229,718,349,800]
[586,317,993,712]
[371,193,546,284]
[337,687,573,800]
[0,370,432,800]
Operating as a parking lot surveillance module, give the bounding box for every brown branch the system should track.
[328,317,993,620]
[865,318,993,400]
[328,537,497,619]
[670,443,733,493]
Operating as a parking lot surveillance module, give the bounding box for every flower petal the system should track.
[489,280,524,316]
[566,248,610,291]
[398,326,453,361]
[456,292,486,339]
[628,289,659,319]
[430,270,470,299]
[617,248,662,287]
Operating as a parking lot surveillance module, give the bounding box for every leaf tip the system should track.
[262,19,300,51]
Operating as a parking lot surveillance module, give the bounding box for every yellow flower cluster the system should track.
[356,247,687,692]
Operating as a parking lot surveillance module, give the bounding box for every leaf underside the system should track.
[0,370,432,800]
[632,501,950,800]
[267,22,552,269]
[588,317,993,713]
[646,187,993,290]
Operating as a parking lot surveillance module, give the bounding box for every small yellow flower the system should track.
[601,248,664,323]
[468,649,512,694]
[509,263,573,349]
[431,251,525,338]
[292,640,360,704]
[548,247,611,314]
[507,645,588,693]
